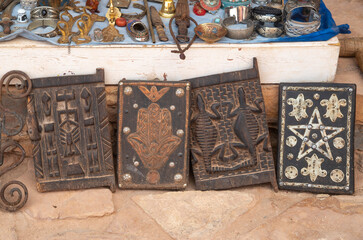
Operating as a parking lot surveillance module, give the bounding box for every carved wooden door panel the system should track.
[278,83,356,194]
[117,81,190,189]
[187,58,277,191]
[27,69,116,192]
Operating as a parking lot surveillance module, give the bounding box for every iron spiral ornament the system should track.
[0,70,31,212]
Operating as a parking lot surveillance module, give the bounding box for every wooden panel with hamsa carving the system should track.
[187,58,278,191]
[278,83,356,194]
[26,69,116,192]
[117,80,190,189]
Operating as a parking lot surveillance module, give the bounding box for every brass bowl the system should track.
[194,23,227,44]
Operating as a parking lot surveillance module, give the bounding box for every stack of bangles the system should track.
[220,0,254,40]
[27,6,60,37]
[252,6,283,38]
[222,17,254,39]
[283,0,321,37]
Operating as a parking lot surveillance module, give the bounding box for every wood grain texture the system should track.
[5,84,362,159]
[0,37,339,84]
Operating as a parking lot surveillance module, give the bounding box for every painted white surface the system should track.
[0,37,340,84]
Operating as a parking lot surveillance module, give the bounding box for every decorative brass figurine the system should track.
[57,7,82,44]
[102,25,124,42]
[0,0,20,35]
[72,10,107,44]
[106,0,121,26]
[102,0,124,42]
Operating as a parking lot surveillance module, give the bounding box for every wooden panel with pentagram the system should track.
[277,83,356,194]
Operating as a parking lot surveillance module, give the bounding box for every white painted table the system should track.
[0,37,340,84]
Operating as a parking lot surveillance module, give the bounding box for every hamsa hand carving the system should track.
[127,103,181,170]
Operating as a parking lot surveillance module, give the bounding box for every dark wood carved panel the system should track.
[117,81,190,189]
[278,83,356,194]
[187,58,278,191]
[27,69,116,192]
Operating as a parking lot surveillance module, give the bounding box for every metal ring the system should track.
[30,6,60,21]
[253,12,282,22]
[222,17,254,39]
[253,6,282,15]
[1,70,32,99]
[126,20,149,42]
[284,0,319,14]
[27,19,58,32]
[284,8,321,37]
[256,21,284,38]
[224,5,251,22]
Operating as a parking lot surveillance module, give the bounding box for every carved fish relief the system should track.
[192,94,218,170]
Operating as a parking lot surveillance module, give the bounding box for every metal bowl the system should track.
[194,23,227,44]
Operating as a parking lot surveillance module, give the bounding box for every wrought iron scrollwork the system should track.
[0,70,31,212]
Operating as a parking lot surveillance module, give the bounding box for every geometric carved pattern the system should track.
[187,58,278,191]
[27,69,116,192]
[278,83,356,194]
[117,81,190,189]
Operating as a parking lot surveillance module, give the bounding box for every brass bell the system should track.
[159,0,176,18]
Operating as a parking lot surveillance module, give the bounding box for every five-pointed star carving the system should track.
[288,107,344,161]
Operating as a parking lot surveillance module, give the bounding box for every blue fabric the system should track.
[0,0,350,45]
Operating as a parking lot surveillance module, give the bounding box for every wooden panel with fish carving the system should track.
[187,58,278,191]
[117,80,190,189]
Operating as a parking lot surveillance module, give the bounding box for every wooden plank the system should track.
[104,85,363,125]
[260,84,363,125]
[0,37,340,84]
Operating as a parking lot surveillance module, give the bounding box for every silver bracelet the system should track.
[256,22,283,38]
[253,12,282,23]
[222,17,254,39]
[284,9,320,37]
[284,0,319,14]
[126,20,149,42]
[283,0,321,37]
[30,6,60,21]
[224,6,251,23]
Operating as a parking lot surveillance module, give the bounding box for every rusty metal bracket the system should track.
[0,70,31,212]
